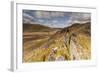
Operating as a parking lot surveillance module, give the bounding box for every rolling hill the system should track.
[23,23,60,32]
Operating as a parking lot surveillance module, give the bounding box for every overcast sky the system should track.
[23,10,91,28]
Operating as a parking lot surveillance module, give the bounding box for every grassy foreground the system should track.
[23,22,91,62]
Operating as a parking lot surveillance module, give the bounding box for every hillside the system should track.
[23,22,91,62]
[23,23,60,32]
[46,22,91,60]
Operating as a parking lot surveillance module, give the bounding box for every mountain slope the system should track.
[46,22,91,60]
[23,22,91,62]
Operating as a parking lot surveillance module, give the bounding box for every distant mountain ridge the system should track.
[23,23,61,32]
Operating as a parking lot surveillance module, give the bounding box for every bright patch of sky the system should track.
[23,10,91,28]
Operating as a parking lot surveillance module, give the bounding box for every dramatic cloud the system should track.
[34,11,66,19]
[23,10,91,28]
[65,12,91,26]
[35,11,51,19]
[69,13,90,22]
